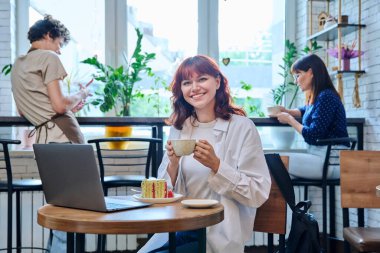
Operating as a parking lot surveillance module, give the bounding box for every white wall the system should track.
[0,0,13,117]
[295,0,380,240]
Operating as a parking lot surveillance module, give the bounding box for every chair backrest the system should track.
[340,150,380,209]
[88,137,162,182]
[317,137,357,180]
[0,139,21,187]
[254,155,289,235]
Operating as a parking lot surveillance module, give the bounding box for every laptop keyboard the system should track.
[105,201,131,210]
[104,197,151,211]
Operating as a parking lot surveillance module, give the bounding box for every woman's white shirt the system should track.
[181,119,216,199]
[157,115,271,253]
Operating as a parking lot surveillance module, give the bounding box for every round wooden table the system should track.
[38,200,224,253]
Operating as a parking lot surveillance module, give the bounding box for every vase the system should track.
[342,59,350,71]
[104,126,133,149]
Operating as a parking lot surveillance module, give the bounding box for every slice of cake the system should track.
[141,178,168,198]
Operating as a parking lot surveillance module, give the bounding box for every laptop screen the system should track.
[33,143,111,211]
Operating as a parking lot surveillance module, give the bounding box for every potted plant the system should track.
[269,40,322,149]
[82,28,156,148]
[82,28,155,117]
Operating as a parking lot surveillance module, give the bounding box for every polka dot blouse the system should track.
[299,89,349,145]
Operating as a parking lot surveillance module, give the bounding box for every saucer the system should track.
[181,199,219,208]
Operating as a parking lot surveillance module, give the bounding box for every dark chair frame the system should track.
[88,137,162,253]
[291,137,357,251]
[88,137,163,195]
[0,139,51,253]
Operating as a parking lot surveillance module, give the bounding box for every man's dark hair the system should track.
[27,14,70,45]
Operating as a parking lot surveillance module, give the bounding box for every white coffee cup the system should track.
[267,106,282,117]
[171,139,196,156]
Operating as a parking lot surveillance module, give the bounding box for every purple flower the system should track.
[327,47,364,59]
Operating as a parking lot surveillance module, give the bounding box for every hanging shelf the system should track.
[307,0,365,108]
[307,23,366,41]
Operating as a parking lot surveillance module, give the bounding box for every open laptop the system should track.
[33,143,151,212]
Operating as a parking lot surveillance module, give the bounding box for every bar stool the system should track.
[0,139,50,253]
[291,137,357,251]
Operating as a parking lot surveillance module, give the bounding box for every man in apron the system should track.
[11,14,91,252]
[11,14,90,145]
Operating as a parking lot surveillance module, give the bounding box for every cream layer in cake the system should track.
[141,178,168,198]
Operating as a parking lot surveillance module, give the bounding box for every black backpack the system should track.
[265,153,322,253]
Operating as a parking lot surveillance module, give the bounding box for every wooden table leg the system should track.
[75,233,85,253]
[169,232,176,253]
[198,228,206,253]
[67,232,74,253]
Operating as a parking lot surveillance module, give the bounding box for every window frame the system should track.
[18,0,295,67]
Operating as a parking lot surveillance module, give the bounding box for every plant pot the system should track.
[269,127,296,149]
[104,126,133,149]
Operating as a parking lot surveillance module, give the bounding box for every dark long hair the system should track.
[167,55,246,129]
[291,54,339,104]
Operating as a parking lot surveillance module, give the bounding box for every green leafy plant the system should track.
[271,40,322,108]
[146,75,170,116]
[129,74,171,117]
[81,28,156,116]
[233,81,265,117]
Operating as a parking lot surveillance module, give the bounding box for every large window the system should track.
[125,0,198,117]
[219,0,285,116]
[25,0,286,117]
[30,0,105,75]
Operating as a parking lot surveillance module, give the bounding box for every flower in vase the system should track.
[327,41,364,59]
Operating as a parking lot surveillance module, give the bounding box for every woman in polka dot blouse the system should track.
[274,53,349,179]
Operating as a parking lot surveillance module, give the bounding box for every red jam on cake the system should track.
[141,178,174,198]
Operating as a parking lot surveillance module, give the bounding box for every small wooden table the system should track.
[37,201,224,253]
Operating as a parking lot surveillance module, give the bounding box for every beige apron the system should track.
[29,113,85,144]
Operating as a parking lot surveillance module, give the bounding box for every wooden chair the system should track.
[254,155,289,253]
[340,150,380,253]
